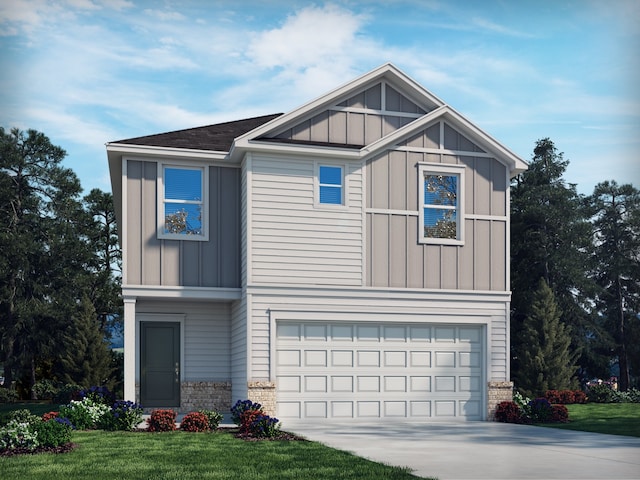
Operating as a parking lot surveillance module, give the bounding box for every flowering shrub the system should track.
[60,398,110,430]
[99,401,144,431]
[529,398,553,422]
[239,409,263,434]
[147,409,177,432]
[513,391,532,418]
[231,400,263,426]
[495,401,522,423]
[544,390,587,404]
[42,411,59,422]
[77,386,115,406]
[550,405,569,423]
[250,414,281,438]
[180,412,210,432]
[198,409,223,430]
[0,420,39,451]
[5,409,42,426]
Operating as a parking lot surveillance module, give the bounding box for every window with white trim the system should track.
[419,164,464,244]
[318,165,344,205]
[159,165,208,240]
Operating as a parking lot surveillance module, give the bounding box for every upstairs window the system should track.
[419,164,464,244]
[159,165,208,240]
[318,165,344,205]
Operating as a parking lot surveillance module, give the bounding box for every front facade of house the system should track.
[107,64,526,423]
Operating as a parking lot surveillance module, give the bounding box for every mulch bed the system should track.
[0,442,77,457]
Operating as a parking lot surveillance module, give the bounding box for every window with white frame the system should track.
[318,165,344,205]
[419,164,464,244]
[159,165,208,240]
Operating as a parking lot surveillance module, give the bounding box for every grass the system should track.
[538,403,640,437]
[0,430,429,480]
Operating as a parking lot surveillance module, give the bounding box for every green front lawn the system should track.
[538,403,640,437]
[1,430,429,480]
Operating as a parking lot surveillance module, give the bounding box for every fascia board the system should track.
[232,63,445,151]
[440,107,528,176]
[106,142,229,161]
[239,141,362,160]
[360,106,528,176]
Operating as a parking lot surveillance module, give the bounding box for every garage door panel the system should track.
[277,322,484,421]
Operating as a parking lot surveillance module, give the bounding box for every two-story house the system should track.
[107,63,527,423]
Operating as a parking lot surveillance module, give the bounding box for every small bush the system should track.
[495,401,522,423]
[147,409,177,432]
[99,400,144,431]
[231,399,263,426]
[32,379,61,400]
[0,388,19,404]
[59,398,110,430]
[529,398,553,422]
[35,419,73,447]
[5,409,42,427]
[250,413,281,438]
[198,409,223,430]
[0,420,39,451]
[180,412,210,432]
[544,389,587,404]
[550,404,569,423]
[239,409,263,434]
[588,383,616,403]
[53,384,83,404]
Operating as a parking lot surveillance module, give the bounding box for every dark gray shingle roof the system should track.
[112,113,283,151]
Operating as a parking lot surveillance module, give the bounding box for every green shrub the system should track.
[588,384,616,403]
[5,409,42,426]
[249,413,281,438]
[198,409,223,430]
[0,388,19,404]
[147,409,177,432]
[32,379,61,400]
[180,412,210,432]
[35,419,73,447]
[0,420,39,451]
[98,400,144,431]
[59,398,110,430]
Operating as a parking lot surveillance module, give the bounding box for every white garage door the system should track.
[276,322,484,421]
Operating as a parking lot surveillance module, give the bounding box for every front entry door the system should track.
[141,322,180,407]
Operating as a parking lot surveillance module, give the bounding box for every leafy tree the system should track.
[513,279,579,396]
[58,296,114,388]
[0,127,121,397]
[588,181,640,390]
[510,138,600,384]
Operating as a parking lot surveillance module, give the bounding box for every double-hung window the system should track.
[419,164,464,245]
[318,165,344,205]
[159,164,208,240]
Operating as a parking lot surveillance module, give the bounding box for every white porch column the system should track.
[123,296,137,402]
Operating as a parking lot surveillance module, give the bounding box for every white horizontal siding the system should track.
[250,154,363,286]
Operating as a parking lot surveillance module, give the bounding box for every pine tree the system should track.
[514,279,580,397]
[58,297,114,388]
[510,138,600,383]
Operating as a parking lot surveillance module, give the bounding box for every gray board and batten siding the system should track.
[366,124,508,291]
[125,160,241,288]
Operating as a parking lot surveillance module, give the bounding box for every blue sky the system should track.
[1,0,638,195]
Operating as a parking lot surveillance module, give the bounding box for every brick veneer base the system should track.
[487,381,514,420]
[247,381,276,417]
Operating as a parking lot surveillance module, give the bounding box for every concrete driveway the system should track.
[286,421,640,480]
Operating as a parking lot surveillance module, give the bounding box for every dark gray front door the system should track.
[141,322,180,407]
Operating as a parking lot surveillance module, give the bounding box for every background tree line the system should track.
[0,127,122,400]
[1,128,638,400]
[511,138,640,396]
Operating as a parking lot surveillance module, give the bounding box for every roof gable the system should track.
[231,63,526,175]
